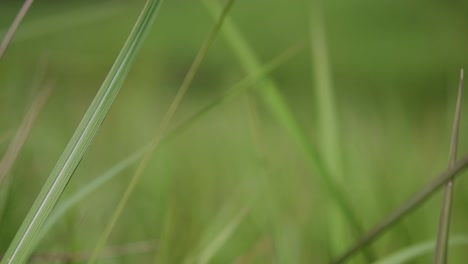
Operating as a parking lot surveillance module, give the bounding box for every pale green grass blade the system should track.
[435,69,464,263]
[28,45,298,254]
[87,0,236,262]
[309,1,357,259]
[333,155,468,263]
[202,0,365,244]
[0,0,162,262]
[374,236,468,264]
[310,0,341,178]
[0,4,122,44]
[0,0,34,59]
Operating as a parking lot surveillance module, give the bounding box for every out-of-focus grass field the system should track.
[2,0,468,263]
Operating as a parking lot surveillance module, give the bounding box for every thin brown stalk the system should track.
[332,155,468,264]
[0,82,52,187]
[434,69,464,263]
[0,0,35,60]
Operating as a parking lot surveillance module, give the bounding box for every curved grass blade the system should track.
[86,0,237,262]
[202,0,366,249]
[333,155,468,264]
[374,236,468,264]
[28,45,299,254]
[0,0,162,262]
[435,69,464,263]
[0,0,34,60]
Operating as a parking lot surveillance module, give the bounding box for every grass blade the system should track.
[202,0,366,249]
[0,0,34,60]
[374,236,468,264]
[332,155,468,263]
[310,0,341,178]
[0,0,161,262]
[309,1,366,259]
[86,0,237,262]
[434,69,464,263]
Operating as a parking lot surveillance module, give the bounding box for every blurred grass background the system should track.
[1,0,468,263]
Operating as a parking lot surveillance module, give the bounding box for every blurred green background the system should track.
[1,0,468,263]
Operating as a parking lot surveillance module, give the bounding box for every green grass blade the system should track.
[309,0,341,178]
[435,69,464,263]
[202,0,365,246]
[87,0,236,262]
[374,236,468,264]
[309,1,363,259]
[0,0,162,262]
[0,0,34,59]
[27,45,298,254]
[333,155,468,263]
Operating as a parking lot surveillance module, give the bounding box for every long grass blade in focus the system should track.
[0,0,162,262]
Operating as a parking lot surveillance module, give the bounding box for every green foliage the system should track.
[2,0,468,263]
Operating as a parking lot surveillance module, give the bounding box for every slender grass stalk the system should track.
[29,45,299,253]
[332,155,468,264]
[375,236,468,264]
[203,0,366,249]
[0,0,34,60]
[0,0,161,262]
[0,84,52,187]
[87,0,237,262]
[434,69,464,263]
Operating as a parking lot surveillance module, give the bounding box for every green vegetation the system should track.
[1,0,468,263]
